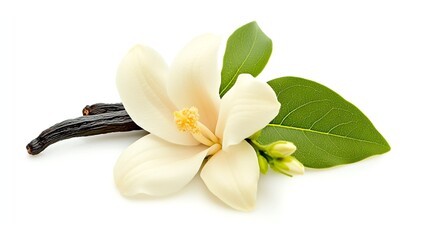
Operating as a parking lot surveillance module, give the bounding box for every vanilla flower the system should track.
[114,34,280,211]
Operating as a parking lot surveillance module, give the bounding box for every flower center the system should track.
[174,107,220,149]
[174,106,200,134]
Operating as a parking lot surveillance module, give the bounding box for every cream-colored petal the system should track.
[200,141,260,211]
[114,134,209,197]
[117,45,198,146]
[168,34,221,132]
[216,74,281,149]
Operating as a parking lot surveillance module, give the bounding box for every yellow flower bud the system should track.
[268,141,297,158]
[272,156,305,176]
[257,154,269,174]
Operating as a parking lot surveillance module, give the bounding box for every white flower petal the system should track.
[216,74,281,149]
[117,45,198,146]
[114,134,209,197]
[200,141,260,211]
[168,34,222,132]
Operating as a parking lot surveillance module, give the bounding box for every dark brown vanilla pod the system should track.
[82,103,125,115]
[27,110,145,155]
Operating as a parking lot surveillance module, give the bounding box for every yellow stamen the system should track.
[174,106,220,149]
[174,107,200,133]
[207,143,222,156]
[197,122,219,144]
[192,132,214,147]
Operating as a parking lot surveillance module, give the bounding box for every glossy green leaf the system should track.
[219,21,272,97]
[257,77,390,168]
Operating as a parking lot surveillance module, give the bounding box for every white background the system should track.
[1,0,428,239]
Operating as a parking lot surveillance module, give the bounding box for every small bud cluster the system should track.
[248,135,304,176]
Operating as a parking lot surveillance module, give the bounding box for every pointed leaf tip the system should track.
[258,77,390,168]
[219,21,272,97]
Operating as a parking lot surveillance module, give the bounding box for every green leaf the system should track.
[219,21,272,97]
[257,77,390,168]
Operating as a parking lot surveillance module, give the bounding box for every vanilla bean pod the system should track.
[26,110,144,155]
[81,102,141,130]
[82,103,125,115]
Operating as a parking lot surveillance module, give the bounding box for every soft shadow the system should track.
[26,131,147,159]
[80,131,147,145]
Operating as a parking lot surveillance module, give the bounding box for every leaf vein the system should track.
[327,120,356,133]
[267,124,387,147]
[279,99,331,125]
[302,130,346,159]
[220,31,259,96]
[309,108,334,130]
